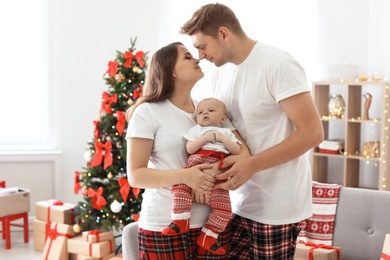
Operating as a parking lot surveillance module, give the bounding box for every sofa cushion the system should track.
[333,187,390,259]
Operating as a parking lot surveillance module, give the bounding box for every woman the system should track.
[125,42,247,259]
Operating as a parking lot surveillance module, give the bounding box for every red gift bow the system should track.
[87,230,101,242]
[47,200,63,222]
[93,120,101,139]
[382,253,390,260]
[103,61,118,77]
[90,140,113,169]
[118,177,141,202]
[123,51,133,68]
[88,187,107,210]
[44,223,73,260]
[134,51,145,67]
[100,92,117,115]
[132,186,141,198]
[116,111,125,136]
[133,89,141,99]
[304,242,341,260]
[131,213,140,222]
[74,171,81,194]
[0,180,5,188]
[118,177,130,202]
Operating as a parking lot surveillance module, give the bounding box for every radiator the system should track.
[0,151,62,224]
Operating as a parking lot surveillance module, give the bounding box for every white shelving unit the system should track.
[311,80,390,190]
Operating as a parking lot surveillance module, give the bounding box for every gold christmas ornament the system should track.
[132,66,139,73]
[73,224,81,233]
[107,172,113,179]
[127,99,134,106]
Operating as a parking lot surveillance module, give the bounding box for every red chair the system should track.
[0,213,29,249]
[0,181,29,249]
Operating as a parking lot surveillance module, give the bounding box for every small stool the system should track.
[0,212,29,249]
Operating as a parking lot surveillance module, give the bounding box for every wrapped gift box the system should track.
[33,219,51,251]
[36,199,75,224]
[294,242,340,260]
[318,140,344,154]
[70,253,115,260]
[0,188,30,217]
[108,254,123,259]
[42,222,75,260]
[82,230,114,243]
[381,234,390,260]
[68,235,116,258]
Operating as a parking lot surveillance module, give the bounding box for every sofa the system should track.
[326,186,390,259]
[121,186,390,260]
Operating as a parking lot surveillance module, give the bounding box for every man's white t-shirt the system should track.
[126,99,213,231]
[211,41,312,225]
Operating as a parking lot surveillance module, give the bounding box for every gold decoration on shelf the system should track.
[328,94,345,118]
[362,141,380,158]
[362,93,372,120]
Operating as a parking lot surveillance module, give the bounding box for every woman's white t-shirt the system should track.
[125,99,214,231]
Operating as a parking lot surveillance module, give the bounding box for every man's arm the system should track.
[215,92,324,190]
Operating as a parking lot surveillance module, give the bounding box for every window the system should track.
[0,0,50,149]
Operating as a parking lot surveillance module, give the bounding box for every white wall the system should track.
[49,0,390,203]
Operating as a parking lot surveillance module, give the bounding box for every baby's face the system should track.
[196,99,226,127]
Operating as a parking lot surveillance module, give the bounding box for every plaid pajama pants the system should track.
[138,227,229,259]
[227,214,302,260]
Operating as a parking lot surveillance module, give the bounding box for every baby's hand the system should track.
[204,132,216,142]
[215,132,226,142]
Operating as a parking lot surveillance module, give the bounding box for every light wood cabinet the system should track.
[311,80,390,190]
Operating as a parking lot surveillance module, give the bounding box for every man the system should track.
[180,3,324,259]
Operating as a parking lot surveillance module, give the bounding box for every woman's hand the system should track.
[181,163,214,204]
[183,163,215,191]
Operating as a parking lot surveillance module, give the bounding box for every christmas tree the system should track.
[73,38,147,232]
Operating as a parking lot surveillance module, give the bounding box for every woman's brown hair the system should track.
[125,42,183,121]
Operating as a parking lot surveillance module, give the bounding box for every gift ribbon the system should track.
[103,61,118,78]
[87,230,101,242]
[382,253,390,260]
[0,180,5,188]
[44,223,73,260]
[88,187,107,210]
[74,171,81,195]
[304,242,341,260]
[47,200,63,222]
[116,111,125,136]
[90,140,113,169]
[88,238,114,256]
[100,92,117,115]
